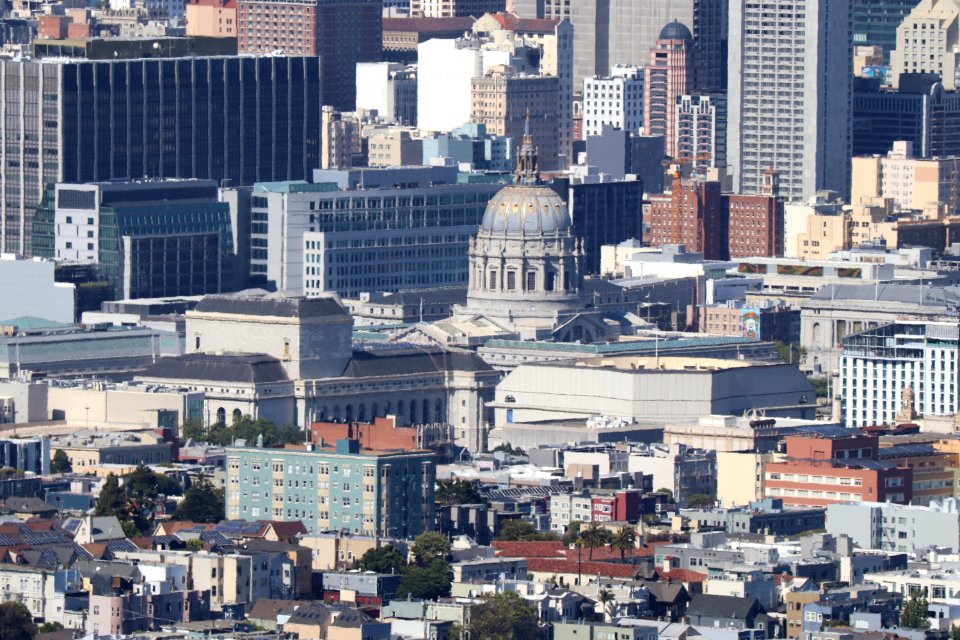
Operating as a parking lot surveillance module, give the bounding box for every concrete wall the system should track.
[47,385,198,429]
[0,256,75,324]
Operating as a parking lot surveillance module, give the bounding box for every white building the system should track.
[0,255,75,324]
[840,320,960,428]
[355,62,418,125]
[582,65,644,138]
[674,94,726,172]
[891,0,960,91]
[417,38,512,133]
[727,0,852,200]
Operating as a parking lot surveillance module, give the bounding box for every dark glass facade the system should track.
[1,55,321,256]
[852,0,920,63]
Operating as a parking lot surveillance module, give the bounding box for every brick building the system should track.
[186,0,237,37]
[236,0,381,110]
[309,416,451,452]
[763,429,912,507]
[647,179,724,259]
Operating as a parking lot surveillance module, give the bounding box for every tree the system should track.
[410,532,450,567]
[38,622,64,634]
[491,443,526,457]
[775,341,807,365]
[398,561,453,601]
[435,479,484,506]
[597,589,616,622]
[951,625,960,640]
[204,416,304,448]
[654,488,675,503]
[356,545,406,574]
[94,474,127,519]
[578,522,612,560]
[181,418,206,442]
[0,601,37,640]
[686,494,715,509]
[50,450,71,474]
[611,526,637,562]
[900,590,931,630]
[185,539,205,551]
[173,476,224,523]
[460,592,539,640]
[496,520,559,542]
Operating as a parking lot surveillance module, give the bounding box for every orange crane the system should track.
[661,154,713,246]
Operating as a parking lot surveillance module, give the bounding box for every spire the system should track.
[515,109,540,185]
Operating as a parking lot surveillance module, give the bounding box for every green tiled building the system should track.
[225,439,436,537]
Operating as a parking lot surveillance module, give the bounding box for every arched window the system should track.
[409,401,417,424]
[422,399,430,423]
[397,400,405,420]
[333,405,342,421]
[358,404,367,423]
[371,403,379,419]
[385,401,392,415]
[435,399,443,422]
[232,408,242,424]
[216,407,226,425]
[320,407,328,421]
[345,404,354,422]
[546,271,556,291]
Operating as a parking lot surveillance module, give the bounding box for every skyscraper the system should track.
[728,0,852,200]
[890,0,960,90]
[0,56,322,256]
[692,0,728,92]
[644,21,694,159]
[525,0,694,87]
[852,0,922,63]
[237,0,381,110]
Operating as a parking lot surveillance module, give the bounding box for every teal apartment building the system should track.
[225,439,436,537]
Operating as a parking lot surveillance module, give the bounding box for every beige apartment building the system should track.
[890,0,960,90]
[852,141,960,212]
[716,451,784,508]
[471,70,560,169]
[365,128,422,167]
[185,0,236,37]
[50,430,172,470]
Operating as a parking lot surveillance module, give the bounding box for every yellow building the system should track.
[796,212,850,260]
[852,141,960,212]
[716,451,784,508]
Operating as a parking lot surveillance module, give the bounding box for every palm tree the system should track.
[578,522,611,560]
[611,525,637,562]
[597,588,616,622]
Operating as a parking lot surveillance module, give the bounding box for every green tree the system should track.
[0,601,38,640]
[173,476,224,523]
[356,545,406,574]
[611,526,637,562]
[459,592,539,640]
[950,625,960,640]
[204,416,304,448]
[185,538,205,551]
[181,418,206,441]
[775,341,807,365]
[491,444,526,456]
[38,622,64,634]
[578,522,612,561]
[597,589,616,622]
[654,488,675,503]
[496,520,559,542]
[435,479,484,506]
[901,590,931,630]
[410,532,450,567]
[94,474,127,519]
[50,450,71,474]
[686,494,715,508]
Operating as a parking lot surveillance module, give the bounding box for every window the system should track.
[506,270,516,290]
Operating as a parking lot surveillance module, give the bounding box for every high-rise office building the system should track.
[411,0,504,16]
[693,0,728,92]
[644,21,694,159]
[890,0,960,90]
[675,94,727,173]
[852,0,921,63]
[0,55,321,257]
[522,0,694,88]
[237,0,381,110]
[728,0,852,201]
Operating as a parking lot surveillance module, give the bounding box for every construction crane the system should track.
[661,154,713,246]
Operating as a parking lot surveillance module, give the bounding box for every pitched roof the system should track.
[140,352,290,384]
[247,598,301,622]
[492,540,565,558]
[526,558,640,579]
[688,593,763,619]
[562,542,666,562]
[658,568,707,583]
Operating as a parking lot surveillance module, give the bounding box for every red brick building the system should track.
[309,416,423,451]
[764,430,912,507]
[236,0,381,109]
[647,179,724,259]
[726,193,783,258]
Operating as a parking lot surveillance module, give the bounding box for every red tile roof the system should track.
[659,568,707,583]
[489,13,560,33]
[492,540,566,558]
[562,541,667,562]
[527,557,641,579]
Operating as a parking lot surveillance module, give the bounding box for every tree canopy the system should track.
[459,592,539,640]
[577,522,612,560]
[173,476,224,523]
[50,450,71,474]
[686,494,715,508]
[900,590,931,630]
[356,545,406,574]
[185,416,304,447]
[496,519,559,542]
[398,532,453,601]
[435,479,484,506]
[0,601,38,640]
[95,465,186,536]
